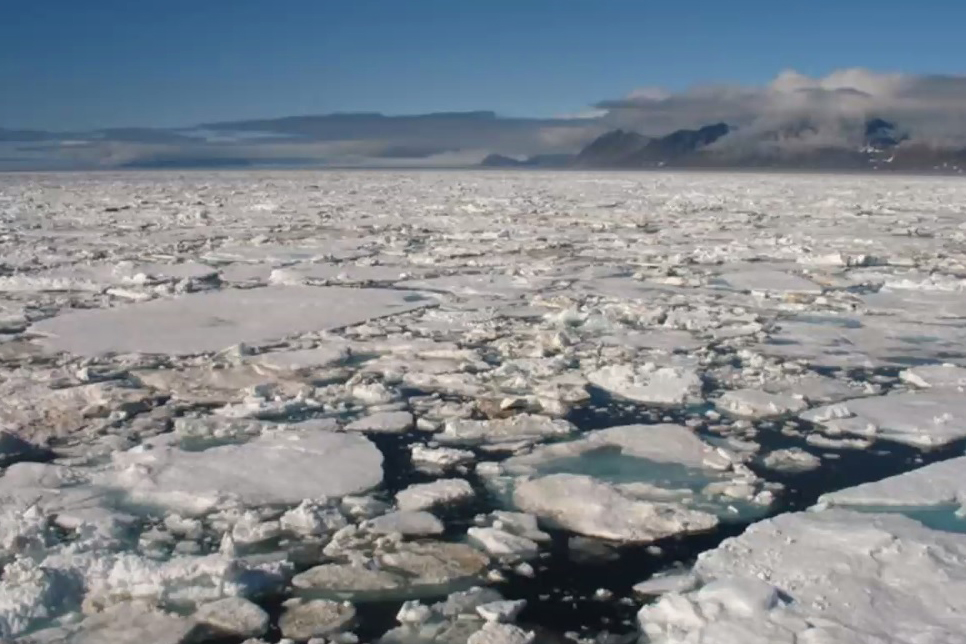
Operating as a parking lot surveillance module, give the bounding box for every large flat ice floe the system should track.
[490,424,770,541]
[104,428,384,515]
[514,473,719,543]
[638,510,966,643]
[819,455,966,527]
[802,391,966,447]
[31,285,432,355]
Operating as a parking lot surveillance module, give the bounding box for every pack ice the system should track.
[4,170,966,642]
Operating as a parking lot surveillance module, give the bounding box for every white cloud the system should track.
[596,68,966,149]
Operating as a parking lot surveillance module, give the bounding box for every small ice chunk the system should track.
[514,474,718,543]
[377,541,490,594]
[231,513,282,546]
[489,511,550,543]
[396,479,475,512]
[467,622,535,644]
[587,364,703,406]
[280,500,349,537]
[716,389,807,419]
[433,587,505,618]
[195,597,270,638]
[467,527,539,560]
[345,411,414,433]
[715,270,821,294]
[279,599,356,640]
[397,600,433,625]
[761,448,821,472]
[411,444,475,469]
[292,563,405,600]
[368,511,446,536]
[438,414,576,447]
[476,599,526,623]
[251,345,350,374]
[632,573,698,597]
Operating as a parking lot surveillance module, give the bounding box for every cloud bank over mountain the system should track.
[2,68,965,170]
[596,68,966,152]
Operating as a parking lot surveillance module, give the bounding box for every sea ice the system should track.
[466,527,539,560]
[194,596,270,638]
[802,391,966,447]
[437,414,576,447]
[345,411,415,433]
[31,285,432,355]
[396,479,475,512]
[500,424,739,473]
[638,510,966,643]
[761,448,822,472]
[367,511,446,536]
[250,344,351,374]
[491,423,766,524]
[819,455,966,511]
[67,603,197,644]
[713,270,822,294]
[715,389,807,419]
[900,364,966,390]
[466,622,535,644]
[104,428,384,515]
[586,364,703,406]
[279,598,357,640]
[410,445,475,470]
[476,599,526,623]
[513,474,718,543]
[9,168,966,643]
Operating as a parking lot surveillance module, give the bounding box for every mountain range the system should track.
[484,118,966,173]
[2,110,965,173]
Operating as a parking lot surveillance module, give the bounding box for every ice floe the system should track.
[715,389,807,419]
[31,286,432,355]
[638,510,966,643]
[104,428,384,515]
[587,364,703,407]
[819,455,966,516]
[802,391,966,447]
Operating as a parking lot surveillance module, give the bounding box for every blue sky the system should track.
[2,0,965,131]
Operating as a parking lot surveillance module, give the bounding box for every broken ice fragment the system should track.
[438,414,576,447]
[466,527,540,560]
[367,511,446,536]
[345,411,415,433]
[396,479,475,512]
[194,596,270,638]
[279,598,357,640]
[587,364,703,406]
[716,389,807,419]
[760,448,821,473]
[514,474,718,543]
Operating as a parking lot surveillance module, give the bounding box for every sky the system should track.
[3,0,966,131]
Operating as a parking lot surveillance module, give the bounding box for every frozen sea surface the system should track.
[2,170,966,643]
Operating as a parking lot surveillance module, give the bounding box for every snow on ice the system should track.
[4,170,966,642]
